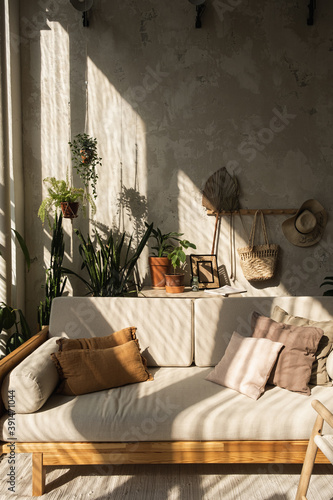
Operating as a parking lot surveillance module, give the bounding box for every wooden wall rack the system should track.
[206,209,297,216]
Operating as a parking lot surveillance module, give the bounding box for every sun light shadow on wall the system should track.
[86,56,148,277]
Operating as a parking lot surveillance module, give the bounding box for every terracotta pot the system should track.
[149,256,171,289]
[165,273,185,294]
[80,148,93,164]
[60,202,79,219]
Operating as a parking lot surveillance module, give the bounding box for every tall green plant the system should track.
[0,229,32,354]
[63,223,153,296]
[38,213,67,328]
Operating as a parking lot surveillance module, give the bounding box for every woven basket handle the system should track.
[248,210,269,249]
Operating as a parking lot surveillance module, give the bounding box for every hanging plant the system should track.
[69,133,102,200]
[38,176,96,227]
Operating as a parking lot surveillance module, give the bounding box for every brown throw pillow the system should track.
[251,312,323,395]
[51,340,153,396]
[271,305,333,386]
[56,326,137,351]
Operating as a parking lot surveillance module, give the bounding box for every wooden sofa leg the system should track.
[295,414,323,500]
[32,453,45,496]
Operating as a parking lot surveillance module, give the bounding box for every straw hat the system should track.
[282,199,328,247]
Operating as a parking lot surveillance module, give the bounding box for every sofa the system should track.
[1,295,333,496]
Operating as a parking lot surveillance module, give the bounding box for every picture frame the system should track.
[190,254,220,289]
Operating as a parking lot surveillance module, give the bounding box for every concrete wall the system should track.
[18,0,333,329]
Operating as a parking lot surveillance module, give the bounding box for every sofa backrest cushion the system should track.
[194,296,333,367]
[49,297,193,367]
[1,337,60,413]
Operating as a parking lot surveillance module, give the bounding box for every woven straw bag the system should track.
[237,210,279,281]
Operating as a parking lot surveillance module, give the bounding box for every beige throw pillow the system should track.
[51,340,153,396]
[206,331,284,400]
[251,312,323,395]
[271,305,333,385]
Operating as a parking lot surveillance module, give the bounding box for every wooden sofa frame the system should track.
[0,330,329,496]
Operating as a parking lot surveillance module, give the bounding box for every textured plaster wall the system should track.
[18,0,333,328]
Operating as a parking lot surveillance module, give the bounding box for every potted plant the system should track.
[62,223,153,297]
[165,238,196,294]
[146,224,185,289]
[69,133,102,200]
[38,176,96,226]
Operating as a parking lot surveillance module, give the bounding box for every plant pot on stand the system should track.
[165,273,185,294]
[149,256,171,289]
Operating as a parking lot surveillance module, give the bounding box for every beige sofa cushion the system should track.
[251,312,323,395]
[194,296,333,367]
[49,297,193,367]
[51,341,153,396]
[271,305,333,385]
[206,331,284,400]
[1,366,332,443]
[1,337,60,413]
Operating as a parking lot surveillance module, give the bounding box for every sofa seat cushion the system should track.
[1,367,332,443]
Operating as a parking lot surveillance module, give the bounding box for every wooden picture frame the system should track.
[190,254,220,289]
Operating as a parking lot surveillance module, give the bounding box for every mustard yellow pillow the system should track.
[56,326,137,351]
[51,340,153,396]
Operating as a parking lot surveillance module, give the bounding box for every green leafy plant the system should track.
[146,223,184,257]
[38,176,96,226]
[69,133,102,199]
[38,213,67,328]
[0,303,32,354]
[63,223,153,296]
[320,276,333,296]
[0,229,32,354]
[168,239,196,274]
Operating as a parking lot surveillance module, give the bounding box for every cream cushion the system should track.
[194,296,333,366]
[1,337,60,413]
[0,367,333,442]
[49,297,193,367]
[206,332,284,400]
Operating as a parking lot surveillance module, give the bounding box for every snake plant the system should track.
[63,223,153,296]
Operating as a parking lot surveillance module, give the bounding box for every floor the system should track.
[1,454,333,499]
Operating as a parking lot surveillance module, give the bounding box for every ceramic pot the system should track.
[165,273,185,293]
[149,257,171,288]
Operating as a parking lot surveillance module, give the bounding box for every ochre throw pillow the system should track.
[271,305,333,386]
[251,311,323,395]
[56,326,137,351]
[206,331,284,400]
[51,340,153,396]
